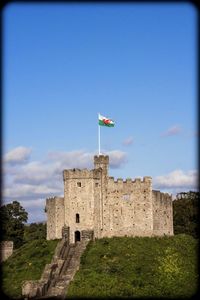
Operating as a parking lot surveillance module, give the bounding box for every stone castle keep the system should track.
[46,155,173,243]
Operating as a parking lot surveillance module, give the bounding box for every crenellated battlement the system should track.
[46,155,173,242]
[94,155,109,165]
[46,196,64,202]
[152,190,172,203]
[108,176,152,185]
[143,176,152,182]
[63,168,95,180]
[116,178,123,183]
[94,155,109,174]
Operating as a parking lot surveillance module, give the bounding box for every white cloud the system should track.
[13,161,61,185]
[122,136,134,146]
[46,149,127,170]
[3,147,197,223]
[161,125,181,137]
[19,198,46,209]
[3,147,128,223]
[4,184,62,199]
[4,146,32,165]
[46,150,94,169]
[153,169,198,193]
[107,150,127,168]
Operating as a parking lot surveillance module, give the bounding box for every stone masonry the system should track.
[46,155,173,243]
[0,241,13,263]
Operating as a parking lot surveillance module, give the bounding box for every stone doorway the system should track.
[75,231,81,243]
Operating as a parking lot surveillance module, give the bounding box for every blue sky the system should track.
[3,3,198,223]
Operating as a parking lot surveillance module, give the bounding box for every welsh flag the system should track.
[98,114,115,127]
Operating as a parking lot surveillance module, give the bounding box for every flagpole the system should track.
[98,113,101,155]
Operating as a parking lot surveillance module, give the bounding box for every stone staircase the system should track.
[22,239,88,299]
[46,241,88,298]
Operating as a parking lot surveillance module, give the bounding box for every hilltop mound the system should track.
[1,235,198,299]
[67,234,198,298]
[2,239,58,298]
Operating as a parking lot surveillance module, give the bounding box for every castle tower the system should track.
[93,155,109,238]
[94,155,109,175]
[46,154,173,241]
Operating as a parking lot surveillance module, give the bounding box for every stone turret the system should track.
[94,155,109,175]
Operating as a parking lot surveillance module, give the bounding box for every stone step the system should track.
[47,288,63,296]
[61,275,71,281]
[65,270,76,276]
[68,265,79,271]
[44,241,89,297]
[50,282,66,290]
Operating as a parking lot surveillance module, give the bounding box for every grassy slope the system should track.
[2,239,59,299]
[67,234,198,298]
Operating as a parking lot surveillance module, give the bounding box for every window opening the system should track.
[75,231,81,242]
[76,213,80,223]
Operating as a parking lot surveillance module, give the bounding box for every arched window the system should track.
[76,213,80,223]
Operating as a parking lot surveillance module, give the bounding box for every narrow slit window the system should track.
[76,213,80,223]
[77,182,81,187]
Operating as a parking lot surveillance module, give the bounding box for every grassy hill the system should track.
[1,234,198,299]
[67,234,198,298]
[1,238,58,299]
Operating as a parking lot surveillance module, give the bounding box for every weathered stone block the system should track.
[0,241,13,262]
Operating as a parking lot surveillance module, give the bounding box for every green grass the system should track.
[2,238,59,299]
[67,234,198,298]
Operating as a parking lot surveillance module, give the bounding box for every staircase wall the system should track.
[22,239,89,299]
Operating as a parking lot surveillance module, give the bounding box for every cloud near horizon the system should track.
[2,147,127,223]
[153,169,198,195]
[3,146,198,223]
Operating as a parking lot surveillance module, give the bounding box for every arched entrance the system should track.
[75,230,81,243]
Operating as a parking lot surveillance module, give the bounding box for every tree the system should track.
[0,201,28,248]
[173,191,199,238]
[23,222,46,242]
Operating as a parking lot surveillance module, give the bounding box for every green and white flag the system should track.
[98,114,115,127]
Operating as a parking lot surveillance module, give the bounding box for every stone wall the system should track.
[152,190,173,236]
[46,197,65,240]
[0,241,13,262]
[101,176,153,237]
